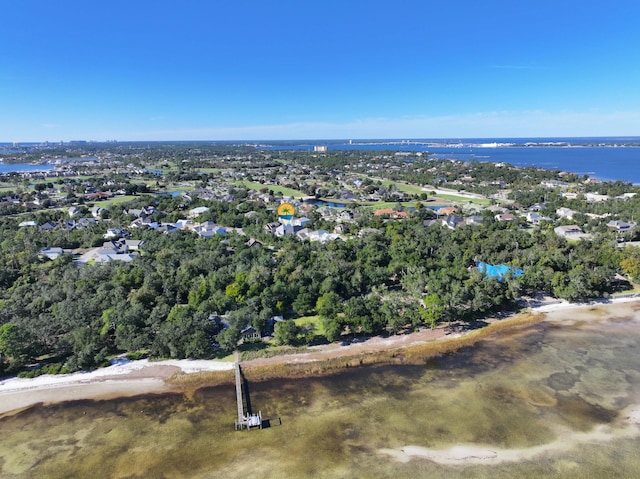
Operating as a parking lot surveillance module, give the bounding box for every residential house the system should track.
[188,206,210,218]
[495,213,515,222]
[524,212,550,225]
[157,223,178,234]
[310,230,340,242]
[68,206,81,217]
[486,205,508,214]
[121,239,145,251]
[529,203,547,211]
[337,210,355,222]
[465,215,484,226]
[18,220,38,228]
[374,208,396,217]
[175,218,193,230]
[195,222,226,238]
[607,220,635,234]
[129,217,159,230]
[38,247,65,260]
[124,208,143,217]
[38,221,57,232]
[435,206,458,216]
[442,214,465,230]
[422,219,439,228]
[292,217,311,228]
[90,206,106,218]
[541,180,569,188]
[585,193,609,202]
[77,217,97,227]
[264,222,281,234]
[104,228,128,239]
[616,193,637,200]
[554,225,587,239]
[274,223,295,237]
[374,208,407,219]
[316,207,335,219]
[245,238,264,248]
[560,192,578,200]
[240,325,260,343]
[556,207,575,220]
[77,239,139,265]
[295,228,312,241]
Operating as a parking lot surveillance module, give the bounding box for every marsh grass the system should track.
[167,313,545,391]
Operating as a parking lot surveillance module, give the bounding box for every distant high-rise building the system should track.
[313,145,328,152]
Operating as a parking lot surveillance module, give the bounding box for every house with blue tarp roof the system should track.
[477,262,523,281]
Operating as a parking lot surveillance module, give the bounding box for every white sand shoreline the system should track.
[1,296,638,416]
[0,358,233,415]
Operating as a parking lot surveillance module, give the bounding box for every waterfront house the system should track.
[240,326,260,343]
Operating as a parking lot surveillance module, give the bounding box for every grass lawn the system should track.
[234,181,306,198]
[433,193,492,206]
[295,315,325,336]
[364,175,491,207]
[91,195,140,207]
[373,178,426,196]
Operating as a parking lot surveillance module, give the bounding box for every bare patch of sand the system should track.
[243,327,447,368]
[380,419,640,465]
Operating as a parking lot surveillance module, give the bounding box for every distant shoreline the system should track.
[1,297,639,417]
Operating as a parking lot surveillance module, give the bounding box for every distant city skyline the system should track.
[2,1,639,142]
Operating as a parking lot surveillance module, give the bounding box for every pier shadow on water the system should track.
[241,370,282,429]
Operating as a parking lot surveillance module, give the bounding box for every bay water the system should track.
[263,137,640,184]
[2,304,640,478]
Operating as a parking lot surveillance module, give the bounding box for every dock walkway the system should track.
[234,351,262,430]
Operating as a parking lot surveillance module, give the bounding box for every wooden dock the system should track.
[234,351,262,431]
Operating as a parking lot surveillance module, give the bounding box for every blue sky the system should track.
[2,0,639,141]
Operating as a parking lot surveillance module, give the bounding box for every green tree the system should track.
[0,323,34,368]
[216,327,241,353]
[273,320,301,346]
[316,291,342,318]
[621,256,640,282]
[420,293,444,328]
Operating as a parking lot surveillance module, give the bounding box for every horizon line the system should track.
[3,135,640,144]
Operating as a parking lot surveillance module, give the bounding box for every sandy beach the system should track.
[0,359,233,416]
[1,296,639,418]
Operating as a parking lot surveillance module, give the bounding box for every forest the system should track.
[1,203,638,376]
